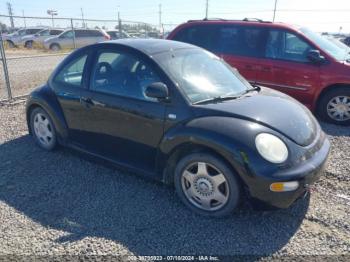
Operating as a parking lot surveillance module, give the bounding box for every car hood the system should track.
[44,36,57,43]
[196,87,318,146]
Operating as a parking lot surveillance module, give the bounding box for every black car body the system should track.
[26,39,330,217]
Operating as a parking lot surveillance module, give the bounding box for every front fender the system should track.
[26,85,68,142]
[158,116,274,186]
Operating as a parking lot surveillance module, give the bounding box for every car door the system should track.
[58,30,75,49]
[50,48,93,144]
[74,30,87,48]
[78,47,167,173]
[215,25,269,83]
[255,29,320,108]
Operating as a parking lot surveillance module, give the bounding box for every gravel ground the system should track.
[0,101,349,260]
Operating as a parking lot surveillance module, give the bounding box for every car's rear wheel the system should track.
[30,108,57,150]
[6,40,15,48]
[25,40,33,48]
[318,87,350,125]
[174,153,241,217]
[50,43,61,51]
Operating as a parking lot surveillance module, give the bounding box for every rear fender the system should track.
[26,85,68,143]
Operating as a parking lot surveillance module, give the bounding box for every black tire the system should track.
[174,152,241,217]
[50,43,61,51]
[30,107,57,151]
[25,40,33,49]
[317,87,350,126]
[6,40,15,48]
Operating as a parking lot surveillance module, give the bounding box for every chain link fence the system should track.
[0,14,169,101]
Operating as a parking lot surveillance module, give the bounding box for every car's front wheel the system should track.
[318,87,350,125]
[30,107,57,150]
[174,153,241,217]
[50,43,61,51]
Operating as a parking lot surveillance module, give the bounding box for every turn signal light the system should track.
[270,181,299,192]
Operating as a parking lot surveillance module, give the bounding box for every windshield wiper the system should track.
[193,95,240,105]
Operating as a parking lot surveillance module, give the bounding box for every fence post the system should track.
[70,18,76,49]
[0,31,12,100]
[118,18,122,36]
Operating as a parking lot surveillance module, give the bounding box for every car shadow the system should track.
[320,122,350,137]
[0,135,310,257]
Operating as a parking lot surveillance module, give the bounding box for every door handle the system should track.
[80,97,94,108]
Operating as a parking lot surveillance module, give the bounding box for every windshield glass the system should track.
[38,29,50,36]
[300,27,350,61]
[157,48,251,104]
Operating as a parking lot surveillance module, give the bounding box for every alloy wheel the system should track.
[326,96,350,121]
[33,113,54,147]
[181,162,230,211]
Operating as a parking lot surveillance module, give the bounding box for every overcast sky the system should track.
[1,0,350,33]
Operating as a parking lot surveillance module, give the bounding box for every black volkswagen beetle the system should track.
[26,39,330,217]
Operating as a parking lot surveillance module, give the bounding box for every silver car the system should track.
[21,28,64,48]
[3,27,46,47]
[43,29,108,51]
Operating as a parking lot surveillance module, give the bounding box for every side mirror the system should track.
[145,82,169,100]
[307,50,326,64]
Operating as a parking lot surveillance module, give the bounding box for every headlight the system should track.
[255,133,288,163]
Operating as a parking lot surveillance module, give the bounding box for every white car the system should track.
[3,27,46,48]
[21,28,64,48]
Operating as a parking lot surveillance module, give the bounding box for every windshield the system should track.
[300,27,350,61]
[38,29,50,36]
[326,36,350,52]
[157,48,251,104]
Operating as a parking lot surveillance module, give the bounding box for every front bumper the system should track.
[248,135,330,209]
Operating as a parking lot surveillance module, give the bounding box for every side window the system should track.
[90,30,103,37]
[39,30,50,36]
[17,30,26,36]
[27,29,42,34]
[266,30,312,62]
[75,30,84,37]
[50,30,62,35]
[217,26,267,57]
[54,54,88,87]
[172,25,217,51]
[216,26,240,54]
[91,50,161,101]
[61,30,74,38]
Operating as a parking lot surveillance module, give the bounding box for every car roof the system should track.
[178,18,300,31]
[99,39,197,55]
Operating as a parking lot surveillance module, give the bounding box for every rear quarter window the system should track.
[89,30,104,37]
[172,25,219,51]
[172,24,268,58]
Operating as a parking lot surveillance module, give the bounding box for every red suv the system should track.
[168,19,350,125]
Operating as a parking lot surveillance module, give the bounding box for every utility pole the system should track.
[205,0,209,19]
[22,10,26,28]
[272,0,278,22]
[159,4,162,33]
[117,8,122,36]
[7,2,14,29]
[80,8,85,28]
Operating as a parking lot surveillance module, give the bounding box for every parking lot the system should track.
[0,49,67,99]
[0,101,349,258]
